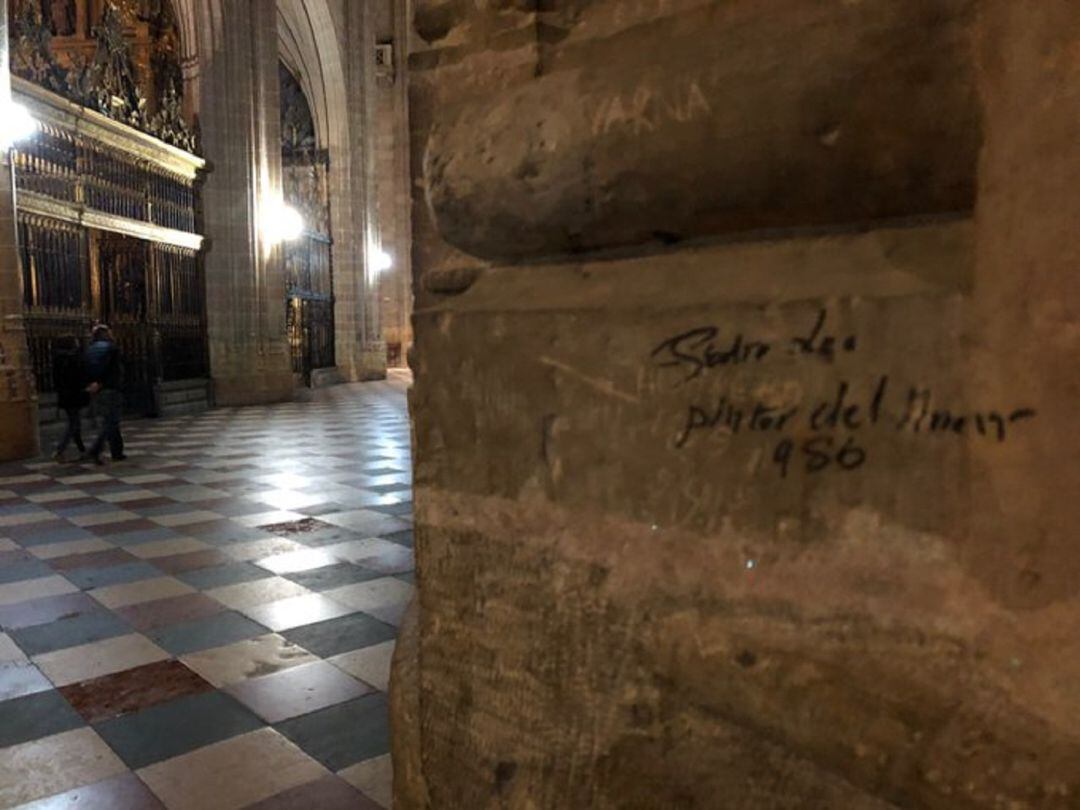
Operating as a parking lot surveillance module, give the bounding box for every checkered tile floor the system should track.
[0,376,412,809]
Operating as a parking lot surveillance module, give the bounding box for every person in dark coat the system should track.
[51,335,89,461]
[84,324,127,465]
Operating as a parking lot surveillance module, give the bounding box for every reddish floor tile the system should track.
[59,659,214,724]
[15,771,164,809]
[0,592,100,631]
[48,548,138,572]
[152,549,233,575]
[113,593,226,632]
[243,774,377,810]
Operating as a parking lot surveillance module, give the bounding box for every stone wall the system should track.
[398,1,1080,808]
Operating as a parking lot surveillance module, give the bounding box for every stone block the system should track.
[412,0,979,264]
[399,0,1080,807]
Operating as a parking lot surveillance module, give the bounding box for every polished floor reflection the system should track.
[0,376,411,808]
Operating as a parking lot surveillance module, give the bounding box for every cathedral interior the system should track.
[0,1,1077,808]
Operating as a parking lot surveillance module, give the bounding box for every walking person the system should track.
[84,324,127,465]
[51,335,88,461]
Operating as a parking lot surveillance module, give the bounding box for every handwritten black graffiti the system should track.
[675,377,890,450]
[809,377,890,431]
[789,309,857,362]
[674,397,798,448]
[773,435,867,478]
[651,309,857,384]
[650,327,770,383]
[894,387,1036,441]
[672,376,1037,478]
[654,312,1040,477]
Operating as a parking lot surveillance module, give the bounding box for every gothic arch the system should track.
[165,0,349,170]
[167,0,222,118]
[275,0,349,157]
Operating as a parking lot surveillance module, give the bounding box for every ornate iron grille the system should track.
[287,295,335,380]
[83,146,149,221]
[19,214,92,394]
[17,215,208,410]
[12,122,78,202]
[98,233,154,413]
[11,74,207,418]
[149,171,196,232]
[151,243,207,382]
[281,114,334,386]
[284,232,334,383]
[13,129,199,234]
[305,298,335,371]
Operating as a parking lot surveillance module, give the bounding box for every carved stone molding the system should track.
[9,0,198,153]
[18,190,203,250]
[14,76,205,179]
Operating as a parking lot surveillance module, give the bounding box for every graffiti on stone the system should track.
[651,309,1037,478]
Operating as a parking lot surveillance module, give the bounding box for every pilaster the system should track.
[335,0,386,381]
[199,0,294,405]
[0,4,41,461]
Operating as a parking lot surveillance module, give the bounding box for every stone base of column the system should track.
[310,367,345,389]
[338,343,389,383]
[0,400,40,461]
[358,342,388,381]
[212,371,295,407]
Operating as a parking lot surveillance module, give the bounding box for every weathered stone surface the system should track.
[966,0,1080,610]
[390,600,428,809]
[413,0,980,264]
[400,0,1080,807]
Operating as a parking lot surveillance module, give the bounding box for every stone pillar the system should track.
[198,0,294,405]
[0,3,40,461]
[397,1,1080,807]
[333,0,386,382]
[968,2,1080,630]
[374,0,413,368]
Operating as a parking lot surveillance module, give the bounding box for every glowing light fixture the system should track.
[263,201,304,244]
[372,248,393,273]
[0,103,37,149]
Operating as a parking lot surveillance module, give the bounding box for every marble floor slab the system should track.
[0,378,410,808]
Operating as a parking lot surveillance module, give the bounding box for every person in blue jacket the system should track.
[84,324,127,464]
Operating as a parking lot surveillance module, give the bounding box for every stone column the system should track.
[198,0,294,405]
[396,1,1080,807]
[323,5,364,384]
[374,0,413,368]
[336,0,386,381]
[0,4,40,461]
[968,2,1080,623]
